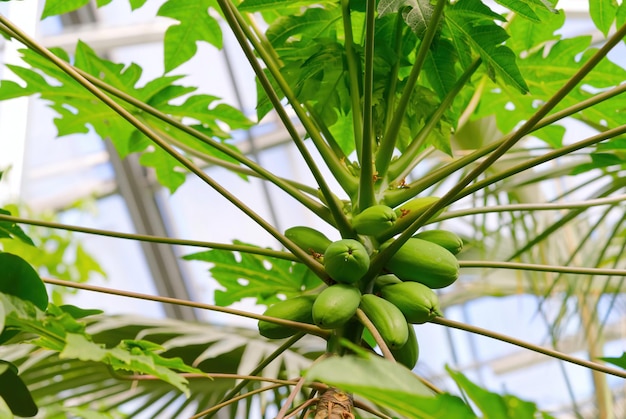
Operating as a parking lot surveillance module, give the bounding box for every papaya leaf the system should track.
[445,0,529,94]
[183,243,323,306]
[589,0,619,37]
[41,0,90,19]
[238,0,335,12]
[305,355,476,418]
[447,367,557,418]
[138,148,187,194]
[618,2,626,31]
[0,360,37,417]
[0,253,48,311]
[60,333,109,362]
[378,0,435,38]
[423,39,458,100]
[157,0,222,73]
[0,294,200,396]
[476,34,626,136]
[41,0,149,17]
[0,42,248,193]
[492,0,558,22]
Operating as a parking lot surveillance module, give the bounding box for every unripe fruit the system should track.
[380,281,443,324]
[284,226,332,255]
[414,229,463,255]
[352,205,397,236]
[359,294,409,349]
[258,295,316,339]
[324,239,370,284]
[373,274,402,292]
[381,238,459,289]
[312,284,361,329]
[391,323,419,369]
[377,197,442,242]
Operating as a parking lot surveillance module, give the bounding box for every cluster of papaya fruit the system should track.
[258,197,462,370]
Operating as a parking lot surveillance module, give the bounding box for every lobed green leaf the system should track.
[184,242,323,306]
[157,0,222,73]
[447,367,557,418]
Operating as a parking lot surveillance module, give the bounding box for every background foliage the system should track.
[0,0,626,418]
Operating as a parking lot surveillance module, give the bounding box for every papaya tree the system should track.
[1,0,626,417]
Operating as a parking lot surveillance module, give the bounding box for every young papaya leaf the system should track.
[0,209,34,246]
[184,243,323,306]
[446,367,556,418]
[305,355,476,418]
[0,253,48,311]
[0,360,38,417]
[157,0,222,73]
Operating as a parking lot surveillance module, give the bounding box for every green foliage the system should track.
[0,42,250,194]
[445,0,528,93]
[0,205,105,304]
[0,209,33,246]
[476,14,626,148]
[378,0,436,38]
[0,360,37,417]
[41,0,148,19]
[0,252,48,311]
[157,0,223,72]
[2,0,626,416]
[184,243,322,306]
[306,355,476,418]
[447,367,557,418]
[589,0,620,36]
[40,0,91,19]
[0,291,202,396]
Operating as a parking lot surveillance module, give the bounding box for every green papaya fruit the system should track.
[359,294,409,349]
[381,237,459,289]
[284,226,332,255]
[380,281,443,324]
[414,229,463,255]
[312,284,361,329]
[258,295,316,339]
[324,239,370,284]
[373,273,402,292]
[376,197,442,242]
[352,205,397,236]
[390,323,419,370]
